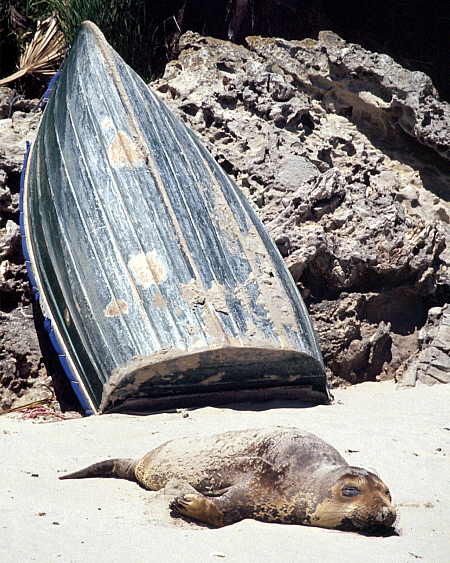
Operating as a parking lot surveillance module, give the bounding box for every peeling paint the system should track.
[100,344,325,411]
[105,298,129,317]
[207,280,229,314]
[152,291,166,309]
[101,117,114,129]
[242,225,299,346]
[184,323,200,336]
[126,349,203,385]
[181,279,206,306]
[63,307,71,325]
[24,21,327,415]
[107,130,144,168]
[128,251,167,287]
[174,306,184,318]
[200,305,229,344]
[200,372,225,384]
[181,279,229,315]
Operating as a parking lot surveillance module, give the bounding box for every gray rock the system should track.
[0,307,47,411]
[0,108,46,410]
[0,110,40,172]
[0,87,14,119]
[247,31,450,161]
[153,31,449,387]
[398,305,450,386]
[0,220,20,259]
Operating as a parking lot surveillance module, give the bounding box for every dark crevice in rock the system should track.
[355,290,428,336]
[5,170,21,193]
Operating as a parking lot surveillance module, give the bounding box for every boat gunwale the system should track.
[21,136,99,415]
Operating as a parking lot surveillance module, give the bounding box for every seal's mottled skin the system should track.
[60,427,396,531]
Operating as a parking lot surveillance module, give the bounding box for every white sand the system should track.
[1,381,449,563]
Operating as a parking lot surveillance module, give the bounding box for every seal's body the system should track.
[60,427,396,531]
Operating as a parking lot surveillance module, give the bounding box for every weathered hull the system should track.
[21,22,329,414]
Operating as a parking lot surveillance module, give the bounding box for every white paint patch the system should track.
[63,308,71,325]
[107,130,144,168]
[100,117,114,129]
[128,251,167,288]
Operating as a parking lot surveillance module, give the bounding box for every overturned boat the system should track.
[20,22,329,414]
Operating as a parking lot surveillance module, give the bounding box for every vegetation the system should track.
[0,0,185,94]
[46,0,153,78]
[0,16,64,87]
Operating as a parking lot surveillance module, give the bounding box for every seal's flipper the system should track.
[59,458,137,482]
[169,484,253,527]
[170,492,225,527]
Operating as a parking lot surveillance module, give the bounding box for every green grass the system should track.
[0,0,181,88]
[47,0,147,59]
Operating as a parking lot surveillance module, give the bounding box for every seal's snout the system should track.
[375,505,396,527]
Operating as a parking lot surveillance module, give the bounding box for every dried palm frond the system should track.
[0,16,65,86]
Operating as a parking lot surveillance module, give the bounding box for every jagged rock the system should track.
[0,306,48,411]
[153,31,449,387]
[0,108,45,409]
[0,110,40,173]
[398,305,450,386]
[0,87,39,119]
[309,294,394,385]
[247,31,450,161]
[0,87,14,119]
[270,169,445,298]
[0,220,20,259]
[0,168,19,218]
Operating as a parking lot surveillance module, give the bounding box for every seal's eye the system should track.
[342,486,360,497]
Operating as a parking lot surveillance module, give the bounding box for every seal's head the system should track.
[307,467,396,532]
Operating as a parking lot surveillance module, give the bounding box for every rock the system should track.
[0,87,14,119]
[0,87,39,119]
[0,108,46,409]
[0,168,19,218]
[248,31,450,161]
[153,31,449,387]
[0,220,20,259]
[0,110,40,172]
[398,305,450,386]
[0,306,48,411]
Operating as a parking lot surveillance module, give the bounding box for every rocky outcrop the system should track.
[0,32,448,408]
[153,31,449,388]
[0,88,46,410]
[399,305,450,386]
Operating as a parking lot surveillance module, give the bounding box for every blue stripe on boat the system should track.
[20,136,95,415]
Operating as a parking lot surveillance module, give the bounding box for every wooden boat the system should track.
[20,22,329,414]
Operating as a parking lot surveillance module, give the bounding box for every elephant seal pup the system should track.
[60,427,396,532]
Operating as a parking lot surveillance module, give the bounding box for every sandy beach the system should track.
[1,381,448,562]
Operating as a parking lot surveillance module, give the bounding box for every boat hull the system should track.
[21,22,329,413]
